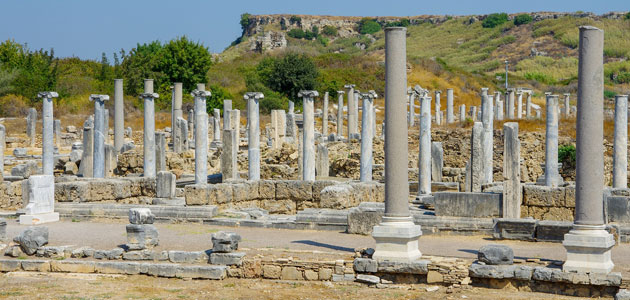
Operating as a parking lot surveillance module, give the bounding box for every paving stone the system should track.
[13,226,48,255]
[478,244,513,265]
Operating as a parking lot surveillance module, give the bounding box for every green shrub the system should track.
[287,29,305,39]
[558,144,576,168]
[322,25,338,36]
[289,15,301,24]
[317,36,329,46]
[604,90,617,99]
[524,72,556,85]
[240,13,251,33]
[514,14,533,26]
[385,19,410,27]
[625,12,630,20]
[482,13,509,28]
[257,53,318,100]
[358,18,381,34]
[207,84,232,113]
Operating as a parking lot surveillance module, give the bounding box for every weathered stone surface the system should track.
[347,202,384,235]
[492,218,537,241]
[353,258,378,273]
[262,264,281,279]
[513,265,534,280]
[94,248,124,260]
[523,185,566,207]
[71,246,95,258]
[210,252,245,266]
[478,244,513,265]
[0,259,21,271]
[176,265,227,279]
[469,263,515,279]
[535,220,572,242]
[168,251,208,264]
[433,192,500,218]
[281,266,303,280]
[304,269,319,281]
[258,180,276,199]
[320,184,353,209]
[51,260,95,273]
[616,289,630,300]
[11,161,38,178]
[208,184,233,205]
[126,224,159,250]
[356,274,380,284]
[21,260,51,272]
[184,184,208,205]
[319,267,333,280]
[276,180,313,201]
[13,226,49,255]
[377,260,429,274]
[129,208,155,224]
[156,171,176,198]
[211,231,241,253]
[0,218,6,241]
[122,250,168,261]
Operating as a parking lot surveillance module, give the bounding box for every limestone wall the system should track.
[185,180,384,214]
[0,181,24,209]
[521,185,575,221]
[55,177,157,204]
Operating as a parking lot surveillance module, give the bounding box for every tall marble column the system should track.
[459,105,466,122]
[446,88,454,124]
[526,92,532,119]
[564,93,571,117]
[372,27,422,262]
[418,95,431,197]
[434,90,441,125]
[507,89,515,119]
[245,92,264,181]
[299,90,318,181]
[544,94,561,187]
[563,26,614,274]
[90,94,109,178]
[407,89,415,127]
[322,92,329,137]
[503,122,521,218]
[516,91,523,119]
[344,84,357,138]
[141,79,159,178]
[613,95,628,188]
[193,88,211,184]
[172,82,183,147]
[114,79,124,153]
[39,92,58,175]
[336,91,345,138]
[481,90,494,184]
[0,125,4,179]
[359,91,377,182]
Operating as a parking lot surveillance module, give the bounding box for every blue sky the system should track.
[0,0,627,60]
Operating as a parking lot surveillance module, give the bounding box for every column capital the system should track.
[298,90,319,99]
[360,90,378,100]
[89,94,110,102]
[244,92,264,100]
[343,84,355,89]
[38,92,59,99]
[435,90,442,95]
[191,89,212,98]
[337,90,345,95]
[411,85,427,97]
[139,93,159,99]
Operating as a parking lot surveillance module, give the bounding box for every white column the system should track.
[359,91,377,182]
[39,92,58,175]
[245,92,264,180]
[613,95,628,188]
[299,90,318,181]
[418,96,431,196]
[90,94,109,178]
[193,88,211,184]
[141,79,158,178]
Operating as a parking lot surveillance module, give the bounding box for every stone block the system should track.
[532,267,552,281]
[0,259,21,272]
[21,260,51,272]
[478,244,513,265]
[513,265,533,280]
[210,252,245,266]
[275,180,313,201]
[71,246,95,258]
[211,231,241,253]
[347,202,384,235]
[13,148,27,157]
[13,226,49,255]
[232,183,256,203]
[607,196,630,223]
[469,264,515,279]
[262,264,281,279]
[376,260,429,274]
[304,269,319,281]
[319,268,333,280]
[259,199,296,214]
[426,271,444,283]
[356,274,380,284]
[168,251,208,264]
[433,192,501,218]
[616,289,630,300]
[146,263,178,277]
[0,218,6,241]
[51,261,95,273]
[129,208,155,224]
[492,218,537,241]
[96,261,146,275]
[535,220,572,242]
[126,224,159,250]
[258,180,275,199]
[312,180,337,201]
[176,265,227,280]
[55,181,89,202]
[11,161,38,178]
[320,184,353,209]
[156,171,176,198]
[353,258,378,273]
[523,185,565,207]
[281,266,303,280]
[184,184,208,205]
[94,248,124,260]
[208,184,233,205]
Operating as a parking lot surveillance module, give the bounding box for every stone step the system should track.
[56,203,217,221]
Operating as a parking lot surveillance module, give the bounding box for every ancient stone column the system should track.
[172,82,183,146]
[299,90,318,181]
[90,94,109,178]
[155,132,166,172]
[223,99,232,115]
[212,109,221,144]
[0,125,4,179]
[79,123,94,178]
[141,79,159,178]
[316,144,329,177]
[174,117,188,153]
[114,79,124,153]
[446,88,454,124]
[564,93,571,117]
[544,94,561,187]
[613,95,628,188]
[188,109,194,140]
[431,142,443,182]
[336,91,345,138]
[27,108,37,147]
[497,100,504,121]
[507,89,515,119]
[39,92,58,175]
[434,91,441,125]
[371,105,377,139]
[503,122,521,218]
[418,96,432,197]
[54,119,61,149]
[481,92,494,184]
[526,92,532,119]
[193,89,211,184]
[344,84,357,138]
[245,92,264,181]
[359,91,377,182]
[407,89,415,127]
[563,26,614,274]
[459,105,466,122]
[221,129,238,180]
[470,106,477,122]
[322,91,329,137]
[372,27,422,262]
[470,122,483,192]
[516,91,523,119]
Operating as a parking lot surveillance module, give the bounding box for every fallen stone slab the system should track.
[356,274,380,284]
[433,192,501,218]
[13,227,49,255]
[478,244,513,265]
[56,203,218,221]
[492,218,537,241]
[211,231,241,253]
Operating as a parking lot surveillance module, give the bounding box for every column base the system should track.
[563,224,615,274]
[19,212,59,225]
[372,216,422,262]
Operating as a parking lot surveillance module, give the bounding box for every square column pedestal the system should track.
[562,225,615,273]
[19,175,59,225]
[372,217,422,262]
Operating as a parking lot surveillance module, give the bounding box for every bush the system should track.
[289,15,301,24]
[604,90,617,99]
[385,19,410,27]
[317,36,329,46]
[207,84,232,113]
[513,14,533,26]
[558,144,576,168]
[257,53,318,100]
[287,29,305,39]
[626,12,630,20]
[482,13,509,28]
[358,18,381,34]
[240,13,251,33]
[322,25,338,36]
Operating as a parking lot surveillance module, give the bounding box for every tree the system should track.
[514,14,533,26]
[358,18,381,34]
[120,40,165,96]
[482,13,509,28]
[240,13,251,33]
[207,84,232,113]
[0,65,17,96]
[287,29,305,39]
[322,25,338,36]
[259,53,318,101]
